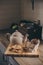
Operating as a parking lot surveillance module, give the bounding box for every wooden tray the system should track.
[5,43,39,57]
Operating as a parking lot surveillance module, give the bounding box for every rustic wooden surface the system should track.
[5,43,39,57]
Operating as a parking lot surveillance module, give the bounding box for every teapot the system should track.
[10,30,24,44]
[10,30,28,45]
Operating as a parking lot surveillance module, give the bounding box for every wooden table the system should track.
[5,43,39,57]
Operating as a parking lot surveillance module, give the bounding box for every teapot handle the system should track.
[5,33,11,41]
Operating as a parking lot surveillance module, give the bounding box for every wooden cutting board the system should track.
[5,43,39,57]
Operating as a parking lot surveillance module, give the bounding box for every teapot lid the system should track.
[11,30,24,38]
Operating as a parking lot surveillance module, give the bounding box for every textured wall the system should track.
[0,0,20,29]
[32,0,43,25]
[37,0,43,26]
[20,0,32,20]
[20,0,39,20]
[20,0,43,26]
[0,0,43,29]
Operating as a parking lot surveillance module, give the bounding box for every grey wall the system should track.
[0,0,43,29]
[20,0,43,26]
[20,0,32,20]
[32,0,43,26]
[20,0,39,20]
[0,0,20,29]
[20,0,38,20]
[36,0,43,26]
